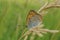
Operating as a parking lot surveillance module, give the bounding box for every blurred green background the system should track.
[0,0,60,40]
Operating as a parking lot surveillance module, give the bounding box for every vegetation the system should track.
[0,0,60,40]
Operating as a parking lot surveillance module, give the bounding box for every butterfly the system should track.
[19,10,43,40]
[26,10,42,29]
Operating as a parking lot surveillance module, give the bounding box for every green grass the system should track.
[0,0,60,40]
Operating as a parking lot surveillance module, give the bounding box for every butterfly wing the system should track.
[26,10,42,29]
